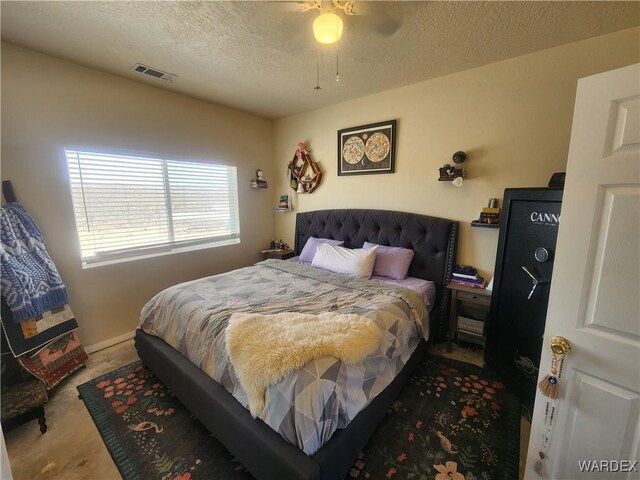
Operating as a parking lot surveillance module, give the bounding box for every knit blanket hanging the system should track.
[0,203,68,323]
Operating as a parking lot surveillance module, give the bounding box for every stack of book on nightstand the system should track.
[450,265,487,288]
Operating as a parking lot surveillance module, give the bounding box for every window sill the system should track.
[81,237,241,269]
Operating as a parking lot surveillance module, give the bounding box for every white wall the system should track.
[272,28,640,279]
[1,43,275,349]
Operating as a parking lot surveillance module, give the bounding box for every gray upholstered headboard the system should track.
[294,209,458,343]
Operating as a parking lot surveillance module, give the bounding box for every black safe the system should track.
[485,188,563,417]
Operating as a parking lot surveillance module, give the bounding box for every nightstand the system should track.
[261,249,295,260]
[446,283,492,352]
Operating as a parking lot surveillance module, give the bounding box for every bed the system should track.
[135,208,457,480]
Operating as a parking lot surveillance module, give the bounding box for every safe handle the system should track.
[522,265,549,300]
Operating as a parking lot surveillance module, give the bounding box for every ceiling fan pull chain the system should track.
[314,45,322,91]
[335,11,340,82]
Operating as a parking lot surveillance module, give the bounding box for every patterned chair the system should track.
[1,377,48,433]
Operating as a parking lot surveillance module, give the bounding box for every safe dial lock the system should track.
[534,247,551,262]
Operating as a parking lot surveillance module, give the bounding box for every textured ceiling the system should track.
[1,1,638,119]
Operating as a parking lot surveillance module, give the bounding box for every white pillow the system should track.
[311,244,378,278]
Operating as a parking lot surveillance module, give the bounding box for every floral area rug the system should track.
[77,355,520,480]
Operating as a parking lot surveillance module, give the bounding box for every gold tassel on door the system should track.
[538,354,562,399]
[538,336,572,399]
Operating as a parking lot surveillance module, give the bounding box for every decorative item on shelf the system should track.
[288,143,322,194]
[438,151,466,185]
[471,198,501,229]
[268,239,288,250]
[250,169,268,189]
[338,120,396,175]
[261,245,294,260]
[274,194,292,212]
[262,240,293,259]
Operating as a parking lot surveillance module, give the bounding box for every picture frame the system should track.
[337,120,396,176]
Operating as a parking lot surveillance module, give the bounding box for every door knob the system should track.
[550,336,572,356]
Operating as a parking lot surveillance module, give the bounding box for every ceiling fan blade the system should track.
[347,2,404,38]
[349,13,402,38]
[279,0,403,38]
[371,14,402,37]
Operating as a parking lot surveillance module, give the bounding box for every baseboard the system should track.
[84,330,135,354]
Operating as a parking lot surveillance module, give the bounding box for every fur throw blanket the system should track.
[226,312,382,417]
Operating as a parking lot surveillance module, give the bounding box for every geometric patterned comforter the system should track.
[139,259,428,455]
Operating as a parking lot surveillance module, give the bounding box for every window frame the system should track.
[64,147,241,268]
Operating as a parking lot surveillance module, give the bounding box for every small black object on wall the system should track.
[2,180,18,203]
[484,188,563,417]
[548,172,566,188]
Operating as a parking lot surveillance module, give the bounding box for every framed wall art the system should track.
[337,119,396,176]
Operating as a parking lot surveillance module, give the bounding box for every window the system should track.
[65,149,240,266]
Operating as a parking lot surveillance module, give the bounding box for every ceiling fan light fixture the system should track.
[313,12,343,44]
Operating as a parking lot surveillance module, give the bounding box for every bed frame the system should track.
[135,208,457,480]
[294,209,457,343]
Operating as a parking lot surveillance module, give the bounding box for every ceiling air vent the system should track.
[131,63,177,82]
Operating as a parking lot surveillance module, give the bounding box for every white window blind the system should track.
[65,149,240,265]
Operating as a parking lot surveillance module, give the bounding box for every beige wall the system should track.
[2,28,638,349]
[273,28,640,280]
[1,43,275,349]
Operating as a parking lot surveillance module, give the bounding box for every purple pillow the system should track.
[363,241,415,280]
[299,237,344,263]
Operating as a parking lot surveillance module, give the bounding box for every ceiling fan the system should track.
[297,1,354,45]
[293,1,402,90]
[295,1,402,40]
[297,0,355,16]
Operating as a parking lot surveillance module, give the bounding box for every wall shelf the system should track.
[470,222,499,229]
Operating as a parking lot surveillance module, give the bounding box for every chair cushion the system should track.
[1,379,48,421]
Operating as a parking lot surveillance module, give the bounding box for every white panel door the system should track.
[525,63,640,479]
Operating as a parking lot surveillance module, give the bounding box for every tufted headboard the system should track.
[294,209,458,343]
